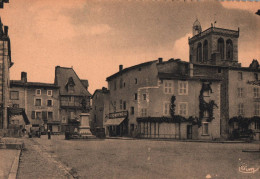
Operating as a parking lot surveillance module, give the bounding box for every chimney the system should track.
[158,57,163,63]
[21,72,27,83]
[189,63,193,77]
[4,26,8,36]
[119,65,123,71]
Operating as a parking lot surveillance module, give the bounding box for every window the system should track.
[47,90,52,96]
[197,42,202,62]
[123,101,126,110]
[237,88,243,98]
[120,79,123,88]
[68,85,74,93]
[143,94,147,101]
[238,103,244,116]
[202,122,209,135]
[135,78,138,84]
[218,68,222,73]
[254,88,259,98]
[141,108,147,117]
[203,40,208,62]
[114,81,117,90]
[238,72,243,81]
[120,100,123,110]
[255,121,260,130]
[254,103,260,116]
[131,107,134,115]
[163,102,170,116]
[35,99,42,106]
[178,103,188,116]
[217,38,224,59]
[114,101,116,111]
[10,91,19,100]
[226,39,233,60]
[48,112,53,120]
[178,81,188,95]
[69,96,74,102]
[254,73,258,81]
[47,100,53,107]
[134,93,137,100]
[36,111,41,120]
[69,111,75,119]
[164,80,173,94]
[36,89,41,96]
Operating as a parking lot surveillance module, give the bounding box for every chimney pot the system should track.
[4,26,8,36]
[158,57,163,63]
[21,72,27,83]
[119,65,123,71]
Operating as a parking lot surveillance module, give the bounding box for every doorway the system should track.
[187,125,192,139]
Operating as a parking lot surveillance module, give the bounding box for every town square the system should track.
[1,0,260,178]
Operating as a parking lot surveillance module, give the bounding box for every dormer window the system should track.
[66,77,75,93]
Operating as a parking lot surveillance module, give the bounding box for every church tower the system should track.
[189,19,240,67]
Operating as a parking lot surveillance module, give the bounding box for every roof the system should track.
[106,60,157,81]
[10,80,59,88]
[80,80,89,89]
[104,118,126,126]
[54,66,91,96]
[92,88,109,98]
[158,73,222,81]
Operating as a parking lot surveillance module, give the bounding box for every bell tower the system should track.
[189,19,240,67]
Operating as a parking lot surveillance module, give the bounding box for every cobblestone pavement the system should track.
[17,137,75,179]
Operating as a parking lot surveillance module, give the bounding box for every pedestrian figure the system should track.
[48,129,51,139]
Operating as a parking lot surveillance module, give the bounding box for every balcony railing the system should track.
[60,101,82,108]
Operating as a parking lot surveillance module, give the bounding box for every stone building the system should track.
[0,18,13,130]
[54,66,91,132]
[103,20,260,140]
[9,72,60,133]
[90,87,109,132]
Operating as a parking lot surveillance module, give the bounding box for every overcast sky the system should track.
[0,0,259,93]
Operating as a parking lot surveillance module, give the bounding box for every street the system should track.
[17,135,260,179]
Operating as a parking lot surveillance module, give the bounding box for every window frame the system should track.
[254,102,260,116]
[35,89,41,96]
[178,81,188,95]
[47,90,53,96]
[35,98,42,106]
[48,111,53,120]
[35,111,42,120]
[238,103,244,116]
[10,91,19,100]
[237,88,243,98]
[238,72,243,81]
[202,122,209,135]
[163,102,170,116]
[47,99,53,107]
[164,80,174,94]
[178,102,188,116]
[253,87,259,98]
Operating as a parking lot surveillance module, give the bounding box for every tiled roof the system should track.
[54,66,91,96]
[106,60,157,81]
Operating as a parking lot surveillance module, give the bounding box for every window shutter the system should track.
[42,111,47,120]
[31,111,35,119]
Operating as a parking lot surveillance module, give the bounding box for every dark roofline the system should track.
[10,80,59,88]
[106,60,157,81]
[193,63,260,72]
[92,88,110,98]
[158,73,221,81]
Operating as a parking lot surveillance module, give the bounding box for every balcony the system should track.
[60,101,83,108]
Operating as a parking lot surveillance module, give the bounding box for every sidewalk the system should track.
[0,149,20,179]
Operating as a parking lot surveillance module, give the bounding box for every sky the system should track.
[0,0,259,94]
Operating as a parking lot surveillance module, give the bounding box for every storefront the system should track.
[105,111,128,137]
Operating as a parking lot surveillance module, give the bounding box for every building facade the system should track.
[0,18,13,130]
[54,66,91,132]
[9,72,60,133]
[90,87,109,132]
[103,20,260,140]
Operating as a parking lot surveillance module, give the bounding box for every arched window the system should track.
[226,39,233,61]
[217,38,224,59]
[203,40,208,62]
[197,42,202,62]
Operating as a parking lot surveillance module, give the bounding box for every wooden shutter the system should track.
[31,111,35,119]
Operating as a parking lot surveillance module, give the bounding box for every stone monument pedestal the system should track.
[78,113,95,139]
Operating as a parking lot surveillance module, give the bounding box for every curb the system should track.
[8,149,21,179]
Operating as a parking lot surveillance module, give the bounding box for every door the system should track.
[187,125,192,139]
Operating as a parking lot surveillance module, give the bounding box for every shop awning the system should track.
[105,118,125,126]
